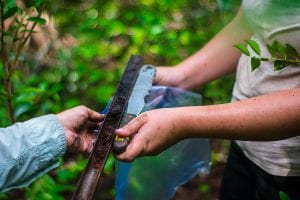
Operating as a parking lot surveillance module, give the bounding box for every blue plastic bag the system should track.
[115,86,211,200]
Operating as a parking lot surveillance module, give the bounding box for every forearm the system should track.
[176,9,252,89]
[0,115,66,192]
[179,87,300,140]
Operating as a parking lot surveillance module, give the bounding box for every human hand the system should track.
[115,108,184,161]
[56,105,104,153]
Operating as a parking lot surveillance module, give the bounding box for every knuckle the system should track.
[125,122,134,131]
[78,105,89,114]
[81,105,87,109]
[139,112,149,121]
[123,112,149,132]
[77,105,86,111]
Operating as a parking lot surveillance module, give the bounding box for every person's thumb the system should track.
[115,114,148,137]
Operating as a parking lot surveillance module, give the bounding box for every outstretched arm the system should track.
[116,87,300,161]
[0,105,103,192]
[156,9,253,89]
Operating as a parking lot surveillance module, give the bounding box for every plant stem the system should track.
[4,78,15,123]
[261,57,300,65]
[1,0,15,123]
[12,12,40,69]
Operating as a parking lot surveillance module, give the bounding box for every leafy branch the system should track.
[0,0,46,123]
[234,40,300,72]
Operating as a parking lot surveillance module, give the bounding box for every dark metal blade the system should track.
[113,65,156,154]
[72,55,143,200]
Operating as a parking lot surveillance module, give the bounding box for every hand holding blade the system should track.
[113,65,156,154]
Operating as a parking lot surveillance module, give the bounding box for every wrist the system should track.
[176,106,208,138]
[175,62,206,90]
[173,65,188,88]
[170,107,194,140]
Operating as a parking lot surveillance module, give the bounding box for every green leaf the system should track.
[0,89,6,101]
[4,0,16,10]
[251,57,261,71]
[276,42,287,59]
[234,44,250,56]
[267,41,278,57]
[279,191,291,200]
[14,104,31,118]
[199,184,210,193]
[246,39,261,55]
[25,0,45,9]
[274,60,288,71]
[3,6,19,20]
[286,44,300,60]
[27,17,47,25]
[104,154,115,174]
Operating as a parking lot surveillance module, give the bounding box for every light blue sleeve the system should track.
[0,114,67,192]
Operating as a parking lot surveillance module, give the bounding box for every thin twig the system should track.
[0,0,5,65]
[0,0,15,123]
[11,12,40,70]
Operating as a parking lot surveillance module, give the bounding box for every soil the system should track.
[173,163,226,200]
[172,139,228,200]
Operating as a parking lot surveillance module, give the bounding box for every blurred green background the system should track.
[0,0,240,199]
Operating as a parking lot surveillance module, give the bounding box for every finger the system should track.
[71,134,83,152]
[81,121,101,134]
[81,133,96,153]
[116,114,148,137]
[79,122,99,152]
[88,139,96,153]
[77,105,104,122]
[116,135,145,161]
[86,108,105,122]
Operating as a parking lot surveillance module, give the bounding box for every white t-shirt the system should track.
[232,0,300,176]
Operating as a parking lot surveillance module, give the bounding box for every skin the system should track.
[115,9,300,162]
[56,105,104,153]
[155,9,252,90]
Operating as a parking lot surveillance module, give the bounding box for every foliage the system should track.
[234,40,300,71]
[0,0,47,124]
[0,0,240,199]
[279,191,291,200]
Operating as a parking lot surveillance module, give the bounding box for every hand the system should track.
[56,105,104,153]
[115,108,183,161]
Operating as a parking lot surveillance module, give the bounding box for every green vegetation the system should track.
[235,40,300,71]
[0,0,240,199]
[279,191,291,200]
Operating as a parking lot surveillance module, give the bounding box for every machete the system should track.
[72,55,155,200]
[72,55,142,200]
[113,64,156,154]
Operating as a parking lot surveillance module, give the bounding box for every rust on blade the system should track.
[72,55,143,200]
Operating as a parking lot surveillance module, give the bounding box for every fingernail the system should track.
[116,128,126,134]
[116,128,121,133]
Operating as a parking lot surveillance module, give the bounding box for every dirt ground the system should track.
[173,162,226,200]
[173,139,228,200]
